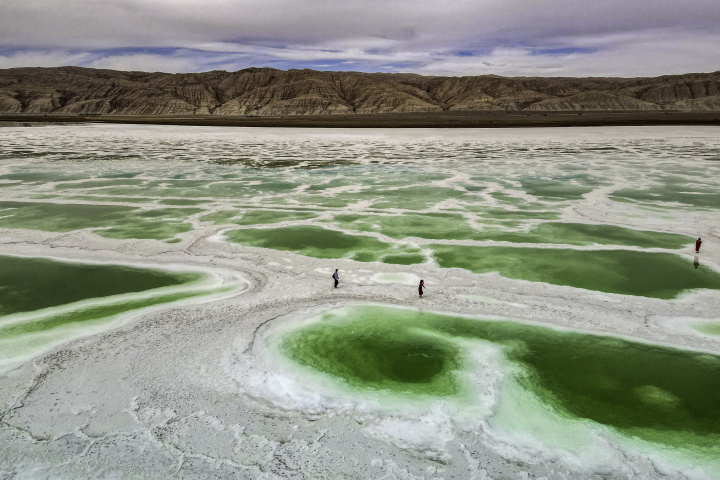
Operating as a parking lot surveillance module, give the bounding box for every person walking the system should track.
[696,238,702,253]
[333,269,339,288]
[418,279,424,298]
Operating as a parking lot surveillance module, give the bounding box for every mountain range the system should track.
[1,67,719,116]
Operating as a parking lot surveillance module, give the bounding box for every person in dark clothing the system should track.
[696,238,702,253]
[333,269,339,288]
[418,279,424,297]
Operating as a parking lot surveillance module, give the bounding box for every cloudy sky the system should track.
[1,0,719,77]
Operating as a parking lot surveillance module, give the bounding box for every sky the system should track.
[0,0,719,77]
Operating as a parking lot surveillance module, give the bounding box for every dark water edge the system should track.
[2,111,720,128]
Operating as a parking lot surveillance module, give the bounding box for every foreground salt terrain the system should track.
[0,124,719,479]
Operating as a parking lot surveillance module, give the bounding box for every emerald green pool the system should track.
[480,222,691,248]
[225,225,425,264]
[693,322,720,337]
[279,305,720,454]
[0,255,215,374]
[0,255,200,315]
[331,214,691,248]
[611,178,720,209]
[0,202,199,241]
[432,246,720,298]
[330,213,478,240]
[202,209,317,226]
[520,177,596,200]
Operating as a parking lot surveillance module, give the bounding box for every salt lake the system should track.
[1,124,719,479]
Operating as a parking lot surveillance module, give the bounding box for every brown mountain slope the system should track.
[1,67,719,115]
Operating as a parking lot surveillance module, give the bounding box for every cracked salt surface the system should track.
[1,124,720,479]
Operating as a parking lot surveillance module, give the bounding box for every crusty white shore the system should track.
[1,213,719,479]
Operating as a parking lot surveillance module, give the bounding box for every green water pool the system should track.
[432,245,720,298]
[202,209,317,226]
[0,202,199,241]
[0,255,217,374]
[225,225,425,264]
[279,305,720,457]
[330,214,691,248]
[0,255,200,315]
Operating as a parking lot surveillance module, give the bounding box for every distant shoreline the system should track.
[2,111,720,128]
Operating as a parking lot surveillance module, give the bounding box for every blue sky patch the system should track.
[531,46,599,56]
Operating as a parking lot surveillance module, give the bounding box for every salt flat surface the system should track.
[0,124,719,479]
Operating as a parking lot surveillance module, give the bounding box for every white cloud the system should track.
[0,1,718,76]
[86,54,202,73]
[405,31,720,77]
[2,0,718,49]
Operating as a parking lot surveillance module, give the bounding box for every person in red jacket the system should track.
[696,238,702,253]
[418,279,425,298]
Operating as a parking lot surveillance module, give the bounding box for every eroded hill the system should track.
[1,66,719,115]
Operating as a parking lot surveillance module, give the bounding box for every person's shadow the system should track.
[694,256,700,269]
